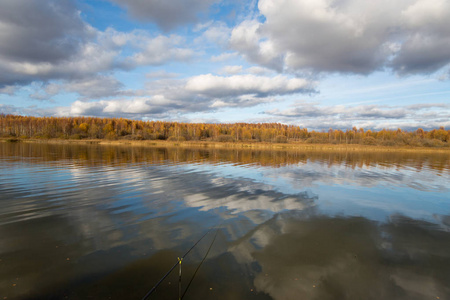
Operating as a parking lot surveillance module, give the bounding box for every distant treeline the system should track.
[1,114,449,147]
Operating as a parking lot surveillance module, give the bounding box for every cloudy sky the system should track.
[0,0,449,130]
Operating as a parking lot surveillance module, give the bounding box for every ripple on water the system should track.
[0,144,449,299]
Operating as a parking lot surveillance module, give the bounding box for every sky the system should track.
[0,0,449,131]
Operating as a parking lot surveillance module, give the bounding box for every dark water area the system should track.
[0,142,449,300]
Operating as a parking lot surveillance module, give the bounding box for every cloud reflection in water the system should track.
[0,143,449,299]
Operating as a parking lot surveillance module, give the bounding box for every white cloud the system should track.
[0,0,94,64]
[195,21,232,46]
[219,65,276,76]
[220,65,243,75]
[122,35,195,68]
[61,72,316,118]
[230,20,284,72]
[60,76,125,99]
[210,94,277,108]
[185,74,315,98]
[265,102,450,130]
[193,20,215,32]
[401,0,450,29]
[71,98,162,116]
[2,0,447,128]
[247,66,274,75]
[0,0,96,85]
[229,0,450,75]
[0,2,195,90]
[23,75,128,102]
[69,93,191,118]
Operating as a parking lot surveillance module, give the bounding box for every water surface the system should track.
[1,143,449,299]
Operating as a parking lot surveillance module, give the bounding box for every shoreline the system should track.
[2,138,449,153]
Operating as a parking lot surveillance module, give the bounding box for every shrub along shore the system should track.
[1,114,449,150]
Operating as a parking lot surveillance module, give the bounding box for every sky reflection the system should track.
[0,142,449,299]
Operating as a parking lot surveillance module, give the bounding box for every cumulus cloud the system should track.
[220,65,243,75]
[219,65,275,76]
[0,1,195,90]
[230,20,284,72]
[247,66,274,75]
[63,73,316,118]
[3,0,447,126]
[265,102,450,130]
[40,76,126,100]
[68,80,202,118]
[0,103,56,116]
[230,0,450,75]
[194,21,232,47]
[0,0,92,65]
[70,98,166,116]
[185,74,316,98]
[0,0,94,86]
[120,35,195,68]
[110,0,217,31]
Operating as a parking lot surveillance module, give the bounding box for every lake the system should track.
[1,142,449,300]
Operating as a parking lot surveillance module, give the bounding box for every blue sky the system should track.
[0,0,449,130]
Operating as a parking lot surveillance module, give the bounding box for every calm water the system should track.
[1,142,449,300]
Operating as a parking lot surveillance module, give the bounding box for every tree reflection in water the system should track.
[0,142,449,299]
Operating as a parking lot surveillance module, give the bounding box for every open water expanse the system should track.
[0,142,449,300]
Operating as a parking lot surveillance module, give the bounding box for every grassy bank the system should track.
[2,137,449,153]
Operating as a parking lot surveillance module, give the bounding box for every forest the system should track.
[1,114,449,147]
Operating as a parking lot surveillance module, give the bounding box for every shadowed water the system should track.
[0,143,449,300]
